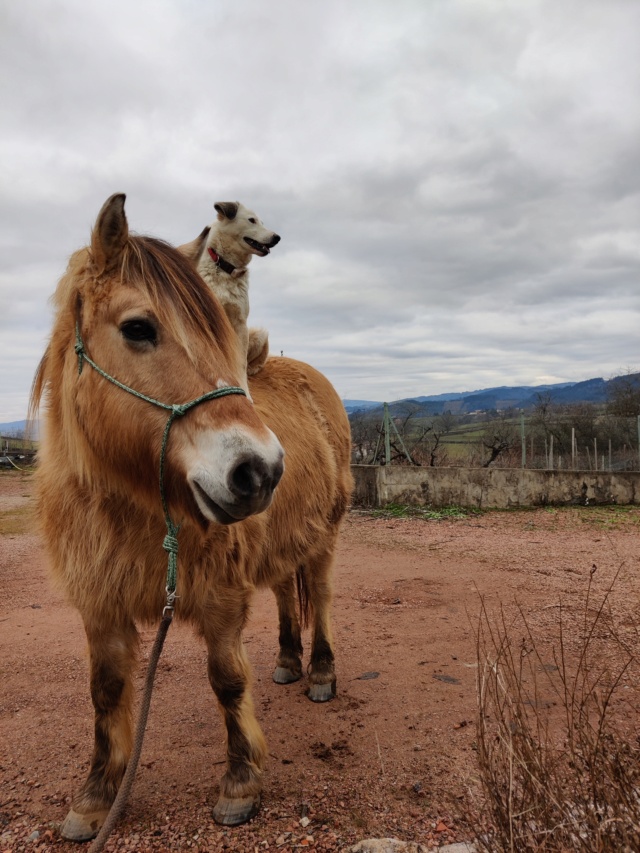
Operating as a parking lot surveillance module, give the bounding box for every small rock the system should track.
[28,830,40,841]
[300,815,311,828]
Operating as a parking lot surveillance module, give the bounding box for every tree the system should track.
[349,411,380,463]
[607,370,640,418]
[480,410,518,467]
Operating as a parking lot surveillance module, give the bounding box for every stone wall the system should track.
[351,464,640,509]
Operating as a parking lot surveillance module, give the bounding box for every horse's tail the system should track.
[296,565,311,630]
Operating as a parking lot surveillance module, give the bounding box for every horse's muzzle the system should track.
[188,433,285,525]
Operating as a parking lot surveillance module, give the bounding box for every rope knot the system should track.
[162,532,179,555]
[74,337,85,374]
[172,403,188,416]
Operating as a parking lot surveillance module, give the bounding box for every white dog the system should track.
[179,202,280,390]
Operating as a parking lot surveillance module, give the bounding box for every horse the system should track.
[30,194,353,841]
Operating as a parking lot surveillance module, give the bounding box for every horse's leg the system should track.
[203,592,268,827]
[305,548,337,703]
[60,620,138,841]
[271,574,303,685]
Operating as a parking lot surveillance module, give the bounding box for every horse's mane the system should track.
[29,234,235,422]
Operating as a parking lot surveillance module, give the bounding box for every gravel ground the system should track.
[2,469,640,851]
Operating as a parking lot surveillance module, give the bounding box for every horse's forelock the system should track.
[124,236,234,361]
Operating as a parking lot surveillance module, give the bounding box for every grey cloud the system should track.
[2,0,639,419]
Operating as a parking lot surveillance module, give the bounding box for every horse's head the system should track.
[35,193,284,527]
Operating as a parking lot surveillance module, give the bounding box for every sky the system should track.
[2,0,640,421]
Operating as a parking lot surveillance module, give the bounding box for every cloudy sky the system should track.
[2,0,639,420]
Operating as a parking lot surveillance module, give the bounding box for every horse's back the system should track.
[249,356,353,578]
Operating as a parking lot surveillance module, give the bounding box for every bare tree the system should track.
[607,369,640,417]
[349,411,379,463]
[480,411,518,467]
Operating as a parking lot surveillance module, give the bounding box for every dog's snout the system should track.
[269,233,281,248]
[229,452,284,501]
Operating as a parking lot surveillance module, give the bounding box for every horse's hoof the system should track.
[273,666,301,684]
[307,680,336,702]
[212,794,260,826]
[60,807,110,841]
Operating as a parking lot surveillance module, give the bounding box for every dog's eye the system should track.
[248,218,256,224]
[120,319,157,345]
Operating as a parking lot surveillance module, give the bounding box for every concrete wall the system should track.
[351,464,640,509]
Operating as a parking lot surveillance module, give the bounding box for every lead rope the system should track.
[71,325,246,853]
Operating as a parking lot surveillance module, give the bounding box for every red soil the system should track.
[1,470,639,851]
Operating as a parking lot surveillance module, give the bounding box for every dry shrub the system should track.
[476,571,640,852]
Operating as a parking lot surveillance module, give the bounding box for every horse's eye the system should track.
[120,319,157,345]
[248,217,256,224]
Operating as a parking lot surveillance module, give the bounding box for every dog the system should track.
[179,202,280,390]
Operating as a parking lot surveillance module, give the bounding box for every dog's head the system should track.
[214,202,281,257]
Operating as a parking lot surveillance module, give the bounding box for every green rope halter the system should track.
[74,322,246,615]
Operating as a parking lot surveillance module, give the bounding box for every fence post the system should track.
[571,428,576,469]
[520,411,526,468]
[383,402,391,466]
[637,415,640,471]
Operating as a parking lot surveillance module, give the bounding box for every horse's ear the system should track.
[214,201,239,221]
[177,225,210,265]
[91,193,128,273]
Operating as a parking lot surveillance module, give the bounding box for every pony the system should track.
[30,194,353,841]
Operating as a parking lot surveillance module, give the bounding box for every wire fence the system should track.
[350,410,640,471]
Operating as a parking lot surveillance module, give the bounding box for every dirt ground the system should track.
[2,469,640,852]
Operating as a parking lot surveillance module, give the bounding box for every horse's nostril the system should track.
[230,460,258,498]
[229,455,282,501]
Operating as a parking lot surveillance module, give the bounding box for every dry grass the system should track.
[475,570,640,852]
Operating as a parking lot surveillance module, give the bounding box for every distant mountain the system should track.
[342,399,382,414]
[0,420,33,436]
[345,375,636,418]
[521,377,608,407]
[406,383,574,403]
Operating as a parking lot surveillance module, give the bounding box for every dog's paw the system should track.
[247,327,269,375]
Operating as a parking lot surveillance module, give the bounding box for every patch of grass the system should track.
[368,503,481,520]
[578,505,640,528]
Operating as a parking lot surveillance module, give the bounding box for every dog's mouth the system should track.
[244,237,271,257]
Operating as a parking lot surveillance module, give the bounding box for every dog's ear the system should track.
[177,225,210,265]
[214,202,239,221]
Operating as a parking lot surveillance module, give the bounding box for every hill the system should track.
[342,399,382,414]
[347,373,640,419]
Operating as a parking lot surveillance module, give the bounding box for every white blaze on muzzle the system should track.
[187,426,284,524]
